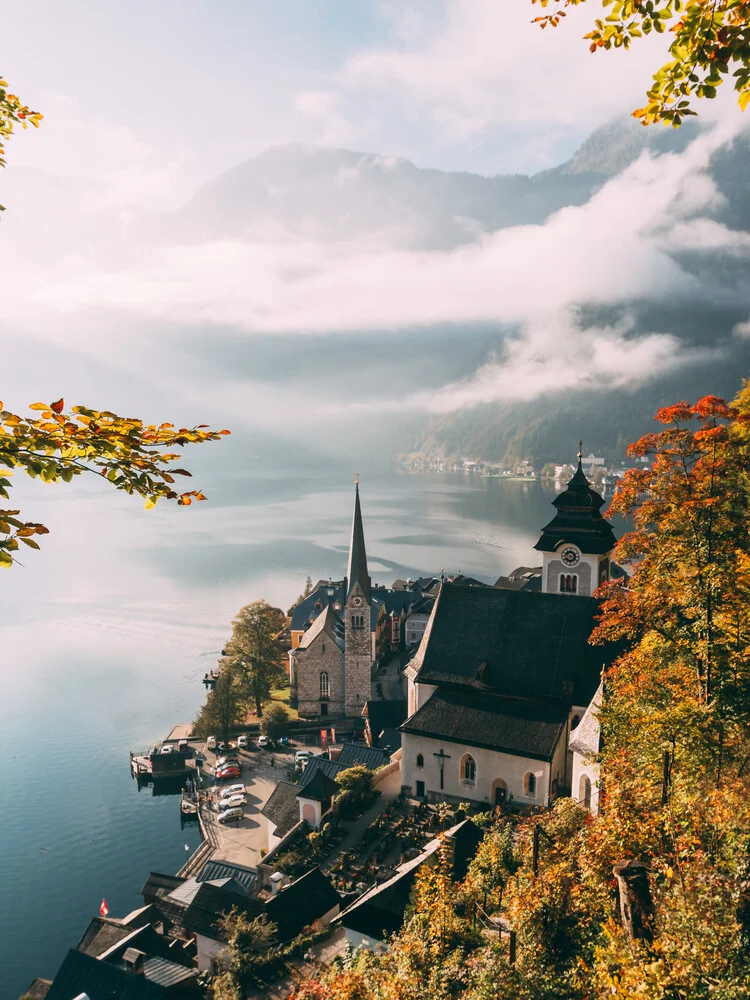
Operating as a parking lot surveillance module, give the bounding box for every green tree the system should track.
[210,909,277,999]
[193,668,246,744]
[335,764,373,798]
[540,463,557,480]
[533,0,750,125]
[260,701,290,742]
[225,600,286,717]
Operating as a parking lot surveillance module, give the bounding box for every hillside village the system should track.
[25,452,626,998]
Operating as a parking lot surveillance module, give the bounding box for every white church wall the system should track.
[401,732,553,807]
[572,751,600,814]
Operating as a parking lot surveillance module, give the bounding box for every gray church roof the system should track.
[569,682,603,758]
[402,688,568,761]
[534,459,617,556]
[261,780,302,838]
[290,581,345,631]
[296,603,344,651]
[412,583,614,705]
[345,482,371,603]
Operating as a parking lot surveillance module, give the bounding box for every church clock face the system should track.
[353,596,362,606]
[560,546,580,567]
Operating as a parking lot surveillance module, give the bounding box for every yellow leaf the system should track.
[144,498,157,510]
[29,402,49,410]
[739,89,750,112]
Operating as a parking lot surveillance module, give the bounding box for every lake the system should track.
[0,465,561,999]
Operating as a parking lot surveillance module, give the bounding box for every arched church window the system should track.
[416,753,424,768]
[559,574,578,594]
[579,774,592,809]
[320,671,329,699]
[461,753,477,783]
[524,772,536,797]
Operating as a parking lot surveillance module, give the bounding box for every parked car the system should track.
[217,806,244,824]
[237,735,249,748]
[220,795,247,809]
[278,736,292,747]
[257,735,270,749]
[160,744,175,754]
[207,736,217,750]
[178,739,189,753]
[216,766,241,780]
[216,755,239,767]
[295,749,312,763]
[219,783,245,798]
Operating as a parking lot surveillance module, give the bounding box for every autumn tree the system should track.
[532,0,750,125]
[193,668,247,744]
[224,600,286,717]
[0,74,42,209]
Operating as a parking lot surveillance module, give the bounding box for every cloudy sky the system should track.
[2,0,748,450]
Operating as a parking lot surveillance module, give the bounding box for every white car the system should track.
[207,736,217,750]
[160,744,175,754]
[220,795,247,809]
[219,783,245,799]
[257,735,270,748]
[295,749,313,763]
[237,735,249,748]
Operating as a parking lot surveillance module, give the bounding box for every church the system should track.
[400,455,619,809]
[289,479,385,719]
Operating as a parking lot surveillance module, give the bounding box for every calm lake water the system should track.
[0,465,560,999]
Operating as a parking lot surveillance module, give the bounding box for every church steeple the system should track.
[535,444,617,596]
[346,476,371,604]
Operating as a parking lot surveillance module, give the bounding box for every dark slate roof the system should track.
[337,742,391,770]
[372,590,419,616]
[290,582,345,631]
[378,727,402,751]
[346,483,371,603]
[299,755,344,787]
[297,769,339,802]
[448,574,489,587]
[179,881,264,940]
[140,872,186,902]
[196,859,257,894]
[364,700,408,746]
[406,595,435,617]
[413,583,613,705]
[401,688,568,762]
[264,867,340,941]
[75,917,134,958]
[297,603,345,651]
[534,461,617,555]
[494,565,542,592]
[46,949,166,1000]
[261,780,301,838]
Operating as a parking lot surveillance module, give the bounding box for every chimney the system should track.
[122,948,146,974]
[269,872,288,896]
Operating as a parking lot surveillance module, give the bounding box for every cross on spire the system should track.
[354,472,359,486]
[578,440,583,462]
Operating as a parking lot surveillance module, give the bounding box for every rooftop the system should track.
[261,780,302,839]
[264,867,340,941]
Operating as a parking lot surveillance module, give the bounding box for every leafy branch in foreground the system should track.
[0,398,230,567]
[531,0,750,126]
[0,75,42,209]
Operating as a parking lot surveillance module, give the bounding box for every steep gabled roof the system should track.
[413,583,612,705]
[179,881,264,940]
[297,603,344,651]
[569,682,603,758]
[297,769,339,802]
[46,949,167,1000]
[196,859,257,894]
[346,483,371,603]
[290,581,345,631]
[261,780,302,838]
[264,867,340,941]
[337,742,390,770]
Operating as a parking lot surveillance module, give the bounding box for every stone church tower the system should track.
[534,445,616,597]
[344,477,373,716]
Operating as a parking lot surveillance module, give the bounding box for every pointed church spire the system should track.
[346,477,371,603]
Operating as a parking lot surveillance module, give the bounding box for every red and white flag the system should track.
[99,898,109,917]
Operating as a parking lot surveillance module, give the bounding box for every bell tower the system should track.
[344,475,373,716]
[534,444,616,597]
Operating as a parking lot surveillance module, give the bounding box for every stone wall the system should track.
[295,631,345,719]
[344,581,373,716]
